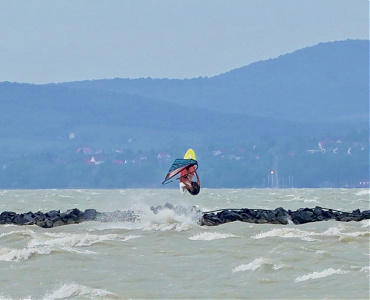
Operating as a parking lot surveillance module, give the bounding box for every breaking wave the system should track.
[43,282,118,299]
[295,268,349,283]
[252,228,320,242]
[252,224,369,242]
[356,190,370,196]
[0,231,140,262]
[232,257,287,273]
[189,232,239,241]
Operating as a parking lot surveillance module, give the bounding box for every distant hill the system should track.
[1,39,368,154]
[56,39,369,124]
[0,82,305,154]
[0,39,368,188]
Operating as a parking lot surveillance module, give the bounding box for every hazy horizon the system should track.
[0,0,368,84]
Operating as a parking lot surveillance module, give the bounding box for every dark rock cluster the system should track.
[200,206,370,226]
[0,208,98,228]
[1,205,369,228]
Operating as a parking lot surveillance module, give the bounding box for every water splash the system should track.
[43,282,118,299]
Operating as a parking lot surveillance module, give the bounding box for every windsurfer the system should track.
[180,169,200,195]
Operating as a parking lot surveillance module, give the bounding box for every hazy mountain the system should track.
[0,82,304,154]
[1,39,369,153]
[56,39,369,124]
[0,39,368,188]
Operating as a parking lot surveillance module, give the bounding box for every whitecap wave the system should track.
[295,268,348,283]
[189,232,239,241]
[252,228,319,241]
[304,199,319,203]
[0,229,36,239]
[360,219,370,228]
[28,232,123,248]
[356,189,370,196]
[253,224,368,242]
[43,282,117,299]
[0,245,52,262]
[360,266,369,273]
[322,224,369,242]
[0,232,139,262]
[232,257,286,273]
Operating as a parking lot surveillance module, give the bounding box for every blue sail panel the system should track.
[162,158,198,184]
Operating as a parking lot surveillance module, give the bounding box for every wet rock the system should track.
[274,207,289,224]
[313,206,323,216]
[43,218,53,228]
[22,213,36,225]
[46,210,60,218]
[218,210,244,223]
[52,217,65,227]
[349,209,364,222]
[1,204,369,228]
[200,213,223,226]
[83,209,97,221]
[0,211,16,224]
[13,214,29,225]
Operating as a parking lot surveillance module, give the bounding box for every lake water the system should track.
[0,188,369,299]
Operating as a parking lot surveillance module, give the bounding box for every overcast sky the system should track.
[0,0,368,84]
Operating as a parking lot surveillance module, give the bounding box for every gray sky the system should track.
[0,0,368,84]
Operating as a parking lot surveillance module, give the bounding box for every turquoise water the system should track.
[0,189,369,299]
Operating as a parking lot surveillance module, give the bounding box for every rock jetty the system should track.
[200,206,370,226]
[0,205,369,228]
[0,208,138,228]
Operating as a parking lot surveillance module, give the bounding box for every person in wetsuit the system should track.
[179,169,200,195]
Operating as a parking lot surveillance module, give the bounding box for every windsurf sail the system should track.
[162,158,198,184]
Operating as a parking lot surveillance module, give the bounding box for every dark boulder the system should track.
[218,210,244,223]
[83,209,97,221]
[0,211,16,224]
[274,207,289,224]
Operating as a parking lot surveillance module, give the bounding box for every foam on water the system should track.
[303,199,319,203]
[128,203,200,232]
[27,232,126,249]
[189,232,239,241]
[322,224,369,242]
[87,202,201,232]
[252,223,369,242]
[43,282,117,299]
[295,268,349,283]
[141,208,196,232]
[232,257,287,273]
[0,245,52,262]
[252,228,320,242]
[360,219,370,228]
[356,189,370,196]
[0,231,140,262]
[0,229,35,239]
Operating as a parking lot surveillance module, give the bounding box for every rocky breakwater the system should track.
[1,205,369,228]
[0,208,99,228]
[200,206,370,226]
[0,208,139,228]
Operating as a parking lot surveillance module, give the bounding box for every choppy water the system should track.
[0,188,369,299]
